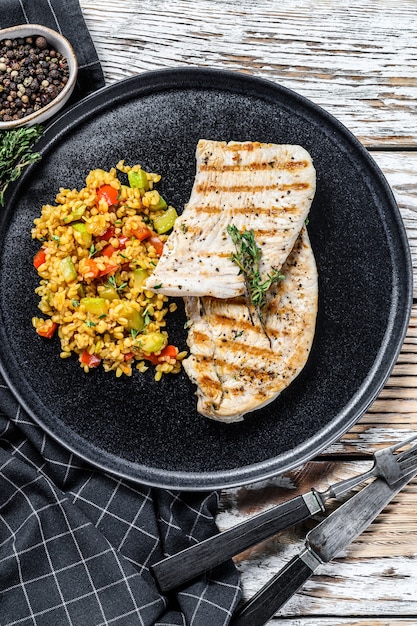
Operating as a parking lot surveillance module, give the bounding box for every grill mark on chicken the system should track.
[199,160,310,172]
[182,227,318,422]
[190,204,300,215]
[145,139,316,299]
[196,183,310,193]
[227,141,269,152]
[195,314,309,362]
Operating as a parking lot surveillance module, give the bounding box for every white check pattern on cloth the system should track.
[0,377,241,625]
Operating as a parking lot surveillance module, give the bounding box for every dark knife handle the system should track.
[231,551,318,626]
[152,491,323,593]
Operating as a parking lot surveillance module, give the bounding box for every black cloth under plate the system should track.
[0,1,242,624]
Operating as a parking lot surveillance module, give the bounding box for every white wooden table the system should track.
[80,1,417,623]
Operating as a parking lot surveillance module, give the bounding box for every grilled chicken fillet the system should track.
[182,226,318,422]
[145,139,316,298]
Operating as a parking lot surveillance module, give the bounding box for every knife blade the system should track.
[231,468,417,626]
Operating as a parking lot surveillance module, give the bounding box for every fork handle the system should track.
[230,549,318,626]
[152,491,324,593]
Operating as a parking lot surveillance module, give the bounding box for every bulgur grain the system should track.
[32,163,184,378]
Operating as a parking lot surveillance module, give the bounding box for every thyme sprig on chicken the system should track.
[0,125,44,206]
[227,224,284,341]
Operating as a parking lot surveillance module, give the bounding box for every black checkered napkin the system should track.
[0,376,241,625]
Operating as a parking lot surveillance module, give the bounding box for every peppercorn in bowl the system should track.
[0,24,77,129]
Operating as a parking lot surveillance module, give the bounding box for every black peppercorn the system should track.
[0,34,70,122]
[35,36,47,50]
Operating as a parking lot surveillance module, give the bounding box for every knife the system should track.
[152,489,325,592]
[230,468,416,626]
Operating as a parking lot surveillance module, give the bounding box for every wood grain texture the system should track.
[80,0,417,146]
[372,153,417,295]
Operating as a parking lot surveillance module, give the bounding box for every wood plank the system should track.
[371,152,417,293]
[372,152,417,214]
[80,0,417,145]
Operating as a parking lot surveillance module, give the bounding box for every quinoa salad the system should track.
[31,162,186,379]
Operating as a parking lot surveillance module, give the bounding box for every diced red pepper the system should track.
[100,232,128,251]
[80,350,101,368]
[160,345,179,359]
[96,184,119,208]
[102,244,117,258]
[118,235,129,249]
[142,344,178,365]
[36,321,58,339]
[97,264,118,278]
[100,226,115,241]
[33,248,46,269]
[124,352,136,362]
[142,353,159,365]
[148,234,164,256]
[132,226,153,242]
[80,258,100,279]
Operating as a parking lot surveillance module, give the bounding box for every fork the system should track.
[152,432,417,593]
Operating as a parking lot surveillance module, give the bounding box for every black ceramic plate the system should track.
[0,68,412,490]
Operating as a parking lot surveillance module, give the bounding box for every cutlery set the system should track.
[152,433,417,625]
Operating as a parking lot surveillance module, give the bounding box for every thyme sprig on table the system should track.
[0,125,44,206]
[227,224,284,340]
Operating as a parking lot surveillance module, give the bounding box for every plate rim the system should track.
[0,67,413,490]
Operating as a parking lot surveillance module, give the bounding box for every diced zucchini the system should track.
[59,256,77,283]
[72,222,92,248]
[133,268,149,288]
[152,206,178,234]
[128,168,149,191]
[137,331,165,353]
[150,195,167,211]
[63,204,86,223]
[98,284,119,301]
[118,303,144,331]
[81,297,108,316]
